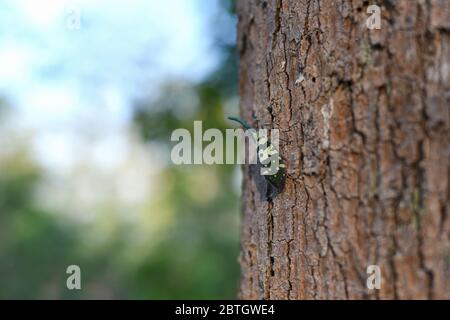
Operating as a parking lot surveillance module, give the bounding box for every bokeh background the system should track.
[0,0,240,299]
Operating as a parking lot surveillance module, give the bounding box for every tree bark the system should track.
[237,0,450,299]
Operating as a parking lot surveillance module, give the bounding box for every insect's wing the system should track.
[257,141,286,194]
[250,164,270,201]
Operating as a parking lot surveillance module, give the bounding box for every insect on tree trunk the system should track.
[237,0,450,299]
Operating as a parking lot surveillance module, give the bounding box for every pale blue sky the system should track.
[0,0,233,170]
[0,0,222,124]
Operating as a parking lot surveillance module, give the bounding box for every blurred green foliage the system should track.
[131,0,240,299]
[0,1,240,299]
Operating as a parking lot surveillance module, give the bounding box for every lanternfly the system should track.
[228,116,286,201]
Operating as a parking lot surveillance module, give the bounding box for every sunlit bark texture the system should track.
[237,0,450,299]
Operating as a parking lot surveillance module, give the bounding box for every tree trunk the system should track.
[237,0,450,299]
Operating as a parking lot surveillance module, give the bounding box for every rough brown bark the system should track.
[237,0,450,299]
